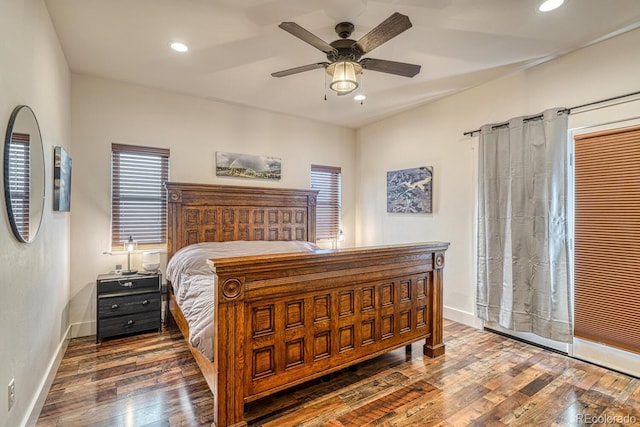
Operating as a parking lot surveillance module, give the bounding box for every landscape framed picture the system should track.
[386,166,433,213]
[215,152,281,180]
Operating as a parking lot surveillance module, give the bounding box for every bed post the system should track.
[214,276,248,427]
[307,193,317,243]
[165,185,181,260]
[424,251,446,357]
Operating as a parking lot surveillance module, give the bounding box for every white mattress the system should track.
[166,240,319,360]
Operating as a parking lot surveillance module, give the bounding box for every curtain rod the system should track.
[463,90,640,137]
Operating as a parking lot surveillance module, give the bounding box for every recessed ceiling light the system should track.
[539,0,565,12]
[354,94,366,101]
[170,42,189,52]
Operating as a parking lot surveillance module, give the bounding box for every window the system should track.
[7,133,30,240]
[111,143,169,249]
[310,165,341,240]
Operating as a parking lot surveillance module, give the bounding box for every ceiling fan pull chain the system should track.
[324,71,328,101]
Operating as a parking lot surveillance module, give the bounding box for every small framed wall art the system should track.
[53,146,72,211]
[386,166,433,213]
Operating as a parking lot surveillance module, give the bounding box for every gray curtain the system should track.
[477,107,572,343]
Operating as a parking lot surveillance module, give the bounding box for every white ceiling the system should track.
[45,0,640,128]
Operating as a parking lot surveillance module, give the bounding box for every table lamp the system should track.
[122,235,137,275]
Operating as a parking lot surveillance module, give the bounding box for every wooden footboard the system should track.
[165,182,448,426]
[209,242,448,426]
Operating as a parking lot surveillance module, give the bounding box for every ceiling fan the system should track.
[271,12,421,96]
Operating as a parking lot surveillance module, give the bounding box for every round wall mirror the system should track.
[3,105,45,243]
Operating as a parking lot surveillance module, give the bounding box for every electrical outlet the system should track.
[8,378,15,411]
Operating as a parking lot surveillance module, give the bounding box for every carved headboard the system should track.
[165,182,318,260]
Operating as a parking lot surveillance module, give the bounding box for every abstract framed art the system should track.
[386,166,433,213]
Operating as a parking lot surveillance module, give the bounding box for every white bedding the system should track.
[166,240,319,360]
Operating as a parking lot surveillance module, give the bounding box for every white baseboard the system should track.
[24,325,71,427]
[70,320,95,338]
[483,322,570,353]
[571,338,640,378]
[443,306,483,329]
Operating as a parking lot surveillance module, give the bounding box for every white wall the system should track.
[0,1,71,426]
[69,75,357,336]
[356,28,640,328]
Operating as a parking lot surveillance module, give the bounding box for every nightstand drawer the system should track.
[99,311,160,339]
[98,292,161,319]
[98,276,159,294]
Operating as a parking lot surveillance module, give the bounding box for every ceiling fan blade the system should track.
[278,22,338,55]
[360,58,421,77]
[271,62,329,77]
[355,12,413,54]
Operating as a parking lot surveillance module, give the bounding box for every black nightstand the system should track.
[96,273,162,343]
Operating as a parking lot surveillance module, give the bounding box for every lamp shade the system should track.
[124,235,137,252]
[327,61,361,94]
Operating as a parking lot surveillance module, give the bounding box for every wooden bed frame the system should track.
[165,182,449,426]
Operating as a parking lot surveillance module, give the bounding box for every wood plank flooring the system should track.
[36,320,640,426]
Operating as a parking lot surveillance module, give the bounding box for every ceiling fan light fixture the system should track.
[327,61,361,95]
[272,13,420,98]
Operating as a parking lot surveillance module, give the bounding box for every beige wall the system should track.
[69,75,357,335]
[0,0,71,426]
[356,28,640,327]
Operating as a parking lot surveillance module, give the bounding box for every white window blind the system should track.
[111,143,169,248]
[311,165,341,240]
[8,133,30,240]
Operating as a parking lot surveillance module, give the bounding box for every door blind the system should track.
[573,125,640,354]
[111,143,170,248]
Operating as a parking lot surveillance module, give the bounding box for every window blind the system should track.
[111,143,169,248]
[573,125,640,354]
[8,133,30,240]
[311,165,341,240]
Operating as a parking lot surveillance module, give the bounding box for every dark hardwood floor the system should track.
[36,320,640,426]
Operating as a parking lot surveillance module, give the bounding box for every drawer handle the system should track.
[141,300,149,305]
[119,281,133,288]
[111,304,119,309]
[126,320,135,326]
